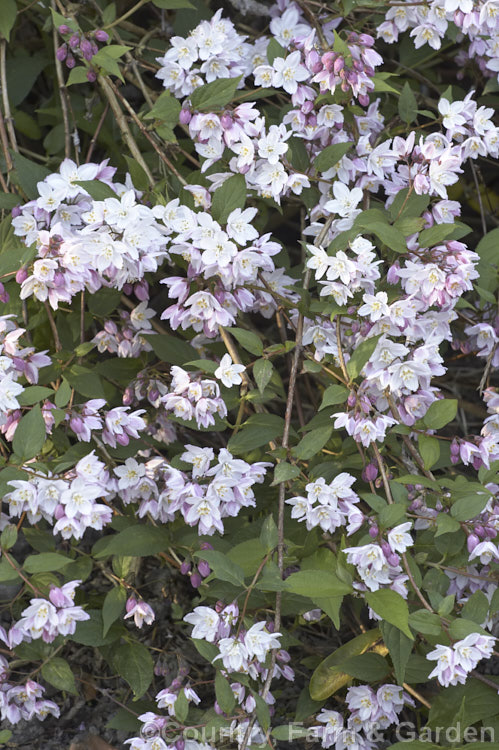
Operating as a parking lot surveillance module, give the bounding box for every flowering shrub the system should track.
[0,0,499,749]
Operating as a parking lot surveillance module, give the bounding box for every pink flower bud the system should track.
[368,524,378,538]
[190,571,202,588]
[94,29,110,42]
[467,534,479,553]
[16,267,28,284]
[126,596,137,613]
[388,553,400,566]
[56,44,68,61]
[58,24,71,34]
[180,561,191,575]
[123,282,133,295]
[68,34,80,49]
[198,560,210,577]
[220,112,233,129]
[134,280,149,301]
[364,463,378,482]
[179,108,192,125]
[116,432,130,446]
[66,54,76,69]
[200,542,213,550]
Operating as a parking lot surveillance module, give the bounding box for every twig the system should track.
[402,682,431,709]
[44,301,62,352]
[469,159,487,236]
[0,40,17,153]
[98,74,155,187]
[51,0,71,159]
[86,103,109,162]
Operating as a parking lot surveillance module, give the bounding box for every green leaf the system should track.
[0,730,12,746]
[260,515,278,552]
[418,222,461,247]
[254,358,273,394]
[144,333,197,366]
[271,462,300,485]
[313,142,352,173]
[409,609,442,636]
[74,180,117,200]
[319,384,349,410]
[310,629,381,700]
[124,156,150,192]
[378,503,406,529]
[365,221,407,253]
[17,386,54,406]
[55,378,72,408]
[0,192,19,210]
[174,689,189,722]
[215,671,235,713]
[451,492,490,521]
[114,642,154,699]
[254,693,270,731]
[12,152,50,199]
[461,590,490,625]
[92,525,169,559]
[365,590,413,640]
[346,335,381,380]
[23,552,71,573]
[41,657,77,695]
[71,610,125,646]
[190,76,242,111]
[144,90,181,123]
[284,570,351,599]
[92,49,125,81]
[193,549,245,586]
[211,174,246,224]
[0,524,17,550]
[398,82,418,124]
[292,426,333,460]
[380,621,412,685]
[152,0,194,7]
[435,513,461,537]
[228,415,284,453]
[226,327,263,356]
[267,37,286,64]
[417,434,440,470]
[341,652,389,681]
[0,0,17,41]
[66,66,89,86]
[423,399,458,430]
[12,405,46,460]
[65,366,106,399]
[102,586,127,636]
[389,189,430,221]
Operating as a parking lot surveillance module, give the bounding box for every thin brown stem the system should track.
[44,301,62,352]
[51,0,71,159]
[86,104,109,163]
[0,40,17,153]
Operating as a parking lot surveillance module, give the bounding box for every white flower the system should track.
[214,354,246,388]
[272,51,309,94]
[130,302,156,331]
[184,606,220,642]
[388,522,413,553]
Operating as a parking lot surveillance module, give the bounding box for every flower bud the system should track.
[16,267,28,284]
[179,108,192,125]
[368,524,378,538]
[198,560,211,577]
[94,29,110,42]
[467,533,479,553]
[180,561,191,575]
[388,553,400,567]
[56,44,68,61]
[66,54,76,69]
[58,24,71,34]
[68,34,80,49]
[364,463,378,482]
[190,571,202,588]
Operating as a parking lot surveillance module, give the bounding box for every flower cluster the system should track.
[92,301,156,358]
[316,684,414,749]
[56,25,109,81]
[286,473,363,534]
[1,580,89,645]
[427,633,496,687]
[13,159,169,308]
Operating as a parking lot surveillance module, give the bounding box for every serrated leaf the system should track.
[0,0,17,41]
[215,671,235,713]
[41,657,77,695]
[144,90,181,123]
[66,67,89,86]
[319,384,349,410]
[12,405,46,460]
[398,81,418,124]
[144,333,197,366]
[114,642,154,699]
[380,621,412,685]
[211,174,246,224]
[190,76,242,111]
[102,586,127,636]
[423,399,458,430]
[193,549,245,586]
[260,515,278,552]
[292,426,332,460]
[418,434,440,470]
[310,629,381,700]
[17,386,54,406]
[365,589,413,640]
[271,462,300,485]
[92,525,169,559]
[226,327,263,356]
[0,524,17,550]
[92,49,124,81]
[346,335,381,380]
[284,569,351,599]
[23,553,71,573]
[314,142,352,173]
[74,180,116,200]
[451,493,490,521]
[254,358,273,394]
[341,652,389,681]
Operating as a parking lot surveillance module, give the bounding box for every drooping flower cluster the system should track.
[12,159,169,308]
[161,365,228,429]
[112,446,269,535]
[1,580,89,645]
[92,301,156,358]
[427,633,496,687]
[0,679,60,726]
[286,473,363,534]
[316,683,414,749]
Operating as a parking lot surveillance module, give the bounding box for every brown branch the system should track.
[51,0,71,159]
